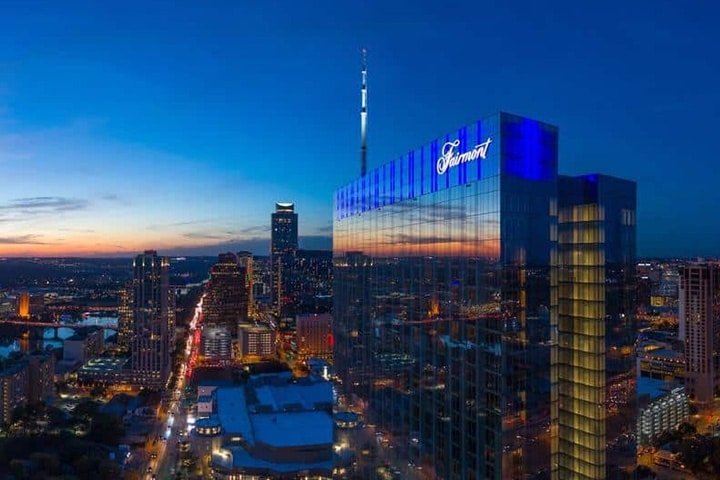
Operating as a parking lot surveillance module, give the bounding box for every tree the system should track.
[89,413,125,446]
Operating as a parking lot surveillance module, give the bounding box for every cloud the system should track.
[0,196,88,213]
[0,234,47,245]
[239,225,270,235]
[183,231,228,240]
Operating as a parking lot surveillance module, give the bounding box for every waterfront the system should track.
[0,315,118,358]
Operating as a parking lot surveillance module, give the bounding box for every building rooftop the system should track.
[215,387,254,443]
[78,356,127,374]
[638,377,672,401]
[251,411,333,447]
[214,373,334,449]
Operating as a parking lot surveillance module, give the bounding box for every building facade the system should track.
[117,284,133,350]
[333,112,636,480]
[238,324,276,359]
[680,263,720,405]
[555,174,637,479]
[129,250,171,388]
[27,353,55,404]
[296,313,333,361]
[334,112,559,479]
[203,253,248,337]
[0,362,28,426]
[637,382,689,448]
[271,203,299,316]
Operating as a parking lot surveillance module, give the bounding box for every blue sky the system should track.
[0,0,718,257]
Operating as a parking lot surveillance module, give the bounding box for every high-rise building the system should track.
[679,263,720,405]
[237,251,255,316]
[555,174,637,480]
[117,284,133,350]
[334,113,558,479]
[271,202,298,316]
[295,249,333,314]
[332,112,637,479]
[129,250,171,388]
[203,253,248,337]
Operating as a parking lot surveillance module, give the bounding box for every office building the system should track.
[295,249,333,314]
[203,253,248,337]
[117,284,133,350]
[129,250,171,388]
[334,112,558,479]
[333,112,636,479]
[271,203,298,316]
[238,323,275,359]
[201,327,233,360]
[296,313,333,361]
[680,263,720,405]
[555,174,637,479]
[237,251,255,316]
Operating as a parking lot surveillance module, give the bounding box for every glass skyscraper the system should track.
[271,202,299,316]
[556,174,636,479]
[130,250,171,388]
[332,112,636,479]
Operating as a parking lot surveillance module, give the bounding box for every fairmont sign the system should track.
[436,137,493,175]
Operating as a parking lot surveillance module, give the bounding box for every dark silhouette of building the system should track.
[203,253,248,337]
[271,203,298,316]
[295,249,333,314]
[117,283,133,350]
[129,250,171,388]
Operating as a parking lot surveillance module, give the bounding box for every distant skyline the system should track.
[1,1,719,257]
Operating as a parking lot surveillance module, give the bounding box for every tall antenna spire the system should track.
[360,47,368,177]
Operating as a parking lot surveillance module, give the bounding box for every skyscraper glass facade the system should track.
[130,250,171,388]
[333,113,637,479]
[333,112,559,479]
[271,202,299,316]
[555,174,636,479]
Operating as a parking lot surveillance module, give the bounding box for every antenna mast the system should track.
[360,47,368,177]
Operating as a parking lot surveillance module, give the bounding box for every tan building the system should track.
[296,313,333,361]
[680,263,720,405]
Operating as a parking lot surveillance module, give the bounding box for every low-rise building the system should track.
[637,378,689,447]
[238,323,275,359]
[202,372,334,479]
